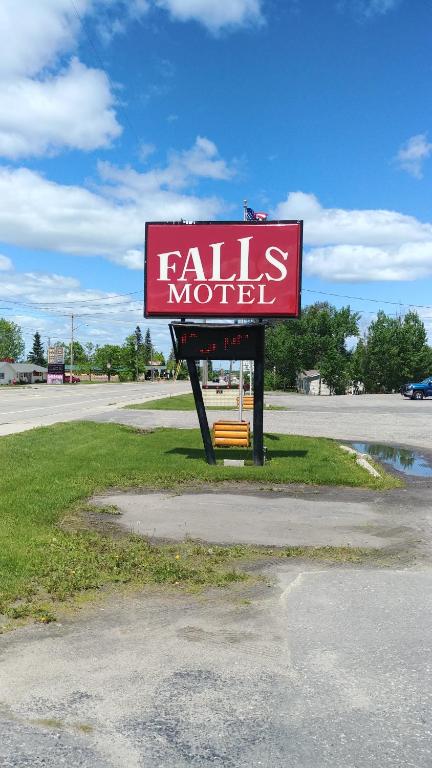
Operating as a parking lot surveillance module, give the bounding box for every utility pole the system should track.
[70,314,74,385]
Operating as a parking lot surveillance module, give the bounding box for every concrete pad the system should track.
[92,490,406,549]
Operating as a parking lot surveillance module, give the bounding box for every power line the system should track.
[303,288,432,311]
[69,0,143,149]
[0,290,143,309]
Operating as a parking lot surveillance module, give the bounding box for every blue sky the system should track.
[0,0,431,356]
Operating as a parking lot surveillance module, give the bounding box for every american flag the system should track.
[246,207,268,221]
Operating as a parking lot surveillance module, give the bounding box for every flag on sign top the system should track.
[246,207,268,221]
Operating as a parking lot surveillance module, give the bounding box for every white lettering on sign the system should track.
[159,235,288,307]
[264,246,288,281]
[168,282,276,306]
[209,242,235,282]
[158,250,181,281]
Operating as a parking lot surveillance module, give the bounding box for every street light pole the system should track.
[70,314,74,385]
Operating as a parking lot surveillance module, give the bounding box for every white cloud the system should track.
[0,137,232,268]
[155,0,264,32]
[339,0,401,19]
[98,135,235,193]
[394,134,432,179]
[360,0,400,16]
[0,0,85,78]
[0,59,121,158]
[0,0,123,158]
[0,0,262,159]
[306,243,432,282]
[0,254,12,271]
[0,260,174,354]
[139,143,156,162]
[275,191,432,246]
[274,191,432,282]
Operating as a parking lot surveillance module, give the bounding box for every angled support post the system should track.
[187,358,216,465]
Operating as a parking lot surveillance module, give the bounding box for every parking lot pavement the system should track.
[1,566,432,767]
[92,392,432,451]
[3,389,432,766]
[0,381,188,436]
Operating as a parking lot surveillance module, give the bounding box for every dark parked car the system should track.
[63,374,80,384]
[402,377,432,400]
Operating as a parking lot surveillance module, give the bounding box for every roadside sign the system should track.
[48,346,65,365]
[47,373,64,385]
[145,221,302,318]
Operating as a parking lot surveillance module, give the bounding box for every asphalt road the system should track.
[94,391,432,451]
[0,381,188,436]
[1,566,432,767]
[2,388,432,766]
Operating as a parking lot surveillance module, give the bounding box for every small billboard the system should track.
[145,221,302,318]
[48,346,65,365]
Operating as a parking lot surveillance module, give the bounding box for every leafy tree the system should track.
[319,342,349,395]
[122,334,139,380]
[349,338,366,384]
[0,318,24,361]
[265,303,360,390]
[362,311,432,392]
[28,331,46,367]
[64,341,87,366]
[93,344,123,380]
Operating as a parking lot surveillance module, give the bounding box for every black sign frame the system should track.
[170,322,265,466]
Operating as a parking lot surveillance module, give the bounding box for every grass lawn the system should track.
[125,392,285,410]
[0,422,398,625]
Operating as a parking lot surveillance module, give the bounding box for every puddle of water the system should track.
[351,442,432,478]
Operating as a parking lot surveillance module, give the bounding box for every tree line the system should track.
[265,302,432,393]
[2,305,432,392]
[0,321,167,381]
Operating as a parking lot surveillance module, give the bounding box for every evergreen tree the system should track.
[134,326,143,351]
[28,331,46,366]
[144,328,152,363]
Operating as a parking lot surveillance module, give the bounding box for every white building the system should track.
[0,362,48,385]
[296,369,331,396]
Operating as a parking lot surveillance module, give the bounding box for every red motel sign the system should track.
[144,221,302,318]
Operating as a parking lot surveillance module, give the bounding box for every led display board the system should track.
[145,221,302,318]
[170,323,265,361]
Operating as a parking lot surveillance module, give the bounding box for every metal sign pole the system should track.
[239,360,244,421]
[253,354,264,466]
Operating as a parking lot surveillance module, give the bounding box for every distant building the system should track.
[296,369,331,396]
[0,362,48,385]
